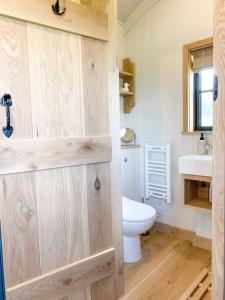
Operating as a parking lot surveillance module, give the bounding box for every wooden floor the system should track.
[120,231,211,300]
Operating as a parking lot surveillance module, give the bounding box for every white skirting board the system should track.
[145,143,171,204]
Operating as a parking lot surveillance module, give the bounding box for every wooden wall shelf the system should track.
[119,71,133,78]
[119,92,134,97]
[119,58,135,113]
[121,144,141,149]
[183,174,212,212]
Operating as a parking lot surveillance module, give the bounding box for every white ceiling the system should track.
[118,0,144,22]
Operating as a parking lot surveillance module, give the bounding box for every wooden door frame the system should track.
[213,1,225,299]
[105,1,124,298]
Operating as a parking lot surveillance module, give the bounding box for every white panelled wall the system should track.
[118,0,213,238]
[121,148,142,202]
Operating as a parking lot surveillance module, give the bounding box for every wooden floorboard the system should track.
[179,268,211,300]
[120,231,211,300]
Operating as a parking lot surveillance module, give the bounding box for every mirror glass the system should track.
[120,128,136,143]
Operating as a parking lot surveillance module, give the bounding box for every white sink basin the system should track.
[179,155,212,177]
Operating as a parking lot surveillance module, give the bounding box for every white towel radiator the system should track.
[145,143,171,203]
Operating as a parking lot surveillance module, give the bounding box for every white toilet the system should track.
[122,197,156,263]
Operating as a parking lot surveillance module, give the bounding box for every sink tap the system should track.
[205,143,213,155]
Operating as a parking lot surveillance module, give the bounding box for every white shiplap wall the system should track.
[118,0,144,22]
[120,0,213,238]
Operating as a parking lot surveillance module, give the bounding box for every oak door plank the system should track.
[0,173,40,288]
[0,16,40,288]
[35,168,67,274]
[56,31,84,138]
[7,248,115,300]
[63,166,89,262]
[70,288,91,300]
[27,24,61,139]
[87,163,112,254]
[0,136,112,175]
[82,37,109,136]
[0,16,33,139]
[82,33,114,299]
[27,22,92,299]
[80,0,106,12]
[27,22,70,280]
[56,26,90,299]
[86,163,114,300]
[0,0,108,41]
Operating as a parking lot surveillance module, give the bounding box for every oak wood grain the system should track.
[81,14,115,298]
[0,16,33,139]
[122,232,211,300]
[107,0,124,297]
[7,248,115,300]
[0,136,112,175]
[27,23,85,139]
[0,173,40,288]
[63,166,90,300]
[82,37,109,136]
[183,174,212,183]
[53,21,90,299]
[179,268,211,300]
[213,0,225,299]
[0,16,40,289]
[27,21,91,300]
[80,1,124,298]
[80,0,106,12]
[0,0,108,41]
[0,2,120,299]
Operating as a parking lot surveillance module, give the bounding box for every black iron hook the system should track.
[52,0,66,16]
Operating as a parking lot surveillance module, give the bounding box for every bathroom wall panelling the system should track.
[0,1,122,299]
[119,0,213,239]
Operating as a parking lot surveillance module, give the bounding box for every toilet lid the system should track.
[122,197,156,222]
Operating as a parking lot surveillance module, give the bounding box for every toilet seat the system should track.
[122,197,156,223]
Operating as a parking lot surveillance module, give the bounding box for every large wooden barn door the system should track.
[0,1,121,299]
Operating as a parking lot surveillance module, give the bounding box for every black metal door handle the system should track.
[0,94,13,138]
[213,75,218,101]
